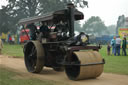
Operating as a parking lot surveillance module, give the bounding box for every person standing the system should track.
[115,36,121,56]
[107,43,111,55]
[111,36,116,55]
[122,37,127,56]
[9,35,12,44]
[12,36,15,44]
[0,38,3,55]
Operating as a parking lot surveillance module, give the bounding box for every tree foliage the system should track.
[82,16,107,36]
[0,6,13,34]
[107,25,116,35]
[74,21,82,32]
[116,15,125,35]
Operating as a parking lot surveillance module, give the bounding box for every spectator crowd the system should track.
[107,36,127,56]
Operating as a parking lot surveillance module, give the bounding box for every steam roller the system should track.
[19,3,105,80]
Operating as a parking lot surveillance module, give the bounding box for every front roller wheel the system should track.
[65,51,104,80]
[24,41,45,73]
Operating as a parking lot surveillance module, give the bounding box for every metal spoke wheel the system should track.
[24,41,45,73]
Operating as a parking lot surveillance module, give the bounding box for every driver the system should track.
[40,22,49,38]
[27,23,37,40]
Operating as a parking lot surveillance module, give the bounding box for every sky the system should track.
[0,0,8,8]
[78,0,128,26]
[0,0,128,26]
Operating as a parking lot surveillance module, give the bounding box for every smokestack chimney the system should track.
[67,3,75,37]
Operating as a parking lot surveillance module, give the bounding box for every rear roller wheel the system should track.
[24,41,45,73]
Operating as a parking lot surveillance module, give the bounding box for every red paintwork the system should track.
[20,29,30,43]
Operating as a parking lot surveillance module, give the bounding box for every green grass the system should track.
[99,45,128,75]
[0,67,68,85]
[2,44,24,57]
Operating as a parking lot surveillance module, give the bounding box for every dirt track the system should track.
[0,55,128,85]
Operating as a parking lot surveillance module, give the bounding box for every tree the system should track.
[0,6,11,34]
[74,21,82,32]
[82,16,107,36]
[107,25,116,35]
[116,15,125,35]
[39,0,88,13]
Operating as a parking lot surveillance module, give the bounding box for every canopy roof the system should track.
[18,9,84,25]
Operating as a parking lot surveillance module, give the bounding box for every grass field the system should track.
[0,67,68,85]
[99,46,128,75]
[1,44,128,75]
[2,44,24,57]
